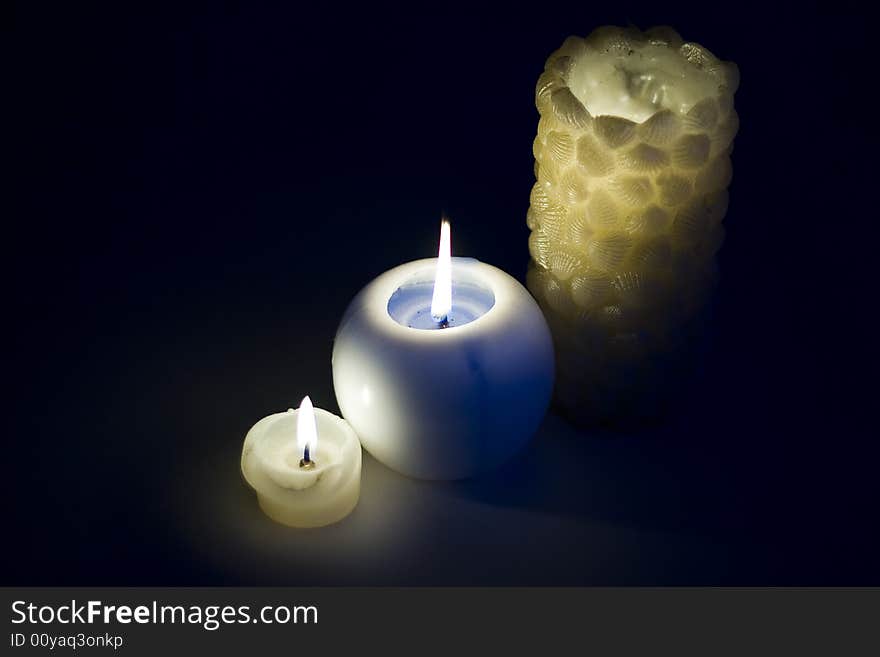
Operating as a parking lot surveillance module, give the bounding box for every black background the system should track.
[9,2,877,585]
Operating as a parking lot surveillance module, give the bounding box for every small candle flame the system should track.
[297,395,317,460]
[431,219,452,323]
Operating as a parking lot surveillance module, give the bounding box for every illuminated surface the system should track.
[179,412,746,585]
[528,26,738,422]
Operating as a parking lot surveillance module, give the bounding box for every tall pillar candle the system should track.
[527,26,739,423]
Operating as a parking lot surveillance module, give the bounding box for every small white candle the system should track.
[332,221,554,480]
[241,396,361,527]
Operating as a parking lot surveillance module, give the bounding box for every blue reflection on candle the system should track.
[387,280,495,330]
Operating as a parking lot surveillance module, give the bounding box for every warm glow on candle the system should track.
[431,219,452,323]
[527,26,739,424]
[297,395,317,458]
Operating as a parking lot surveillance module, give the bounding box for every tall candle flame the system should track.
[297,395,317,458]
[430,219,452,323]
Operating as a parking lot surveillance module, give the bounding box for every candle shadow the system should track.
[432,269,751,538]
[434,407,750,538]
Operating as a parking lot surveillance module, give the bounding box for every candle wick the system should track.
[299,443,316,470]
[437,316,450,329]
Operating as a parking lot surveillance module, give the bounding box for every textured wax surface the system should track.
[527,26,739,423]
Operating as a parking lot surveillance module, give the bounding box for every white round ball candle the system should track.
[241,396,361,527]
[332,222,554,480]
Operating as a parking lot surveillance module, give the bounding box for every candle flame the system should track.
[431,219,452,322]
[297,395,317,456]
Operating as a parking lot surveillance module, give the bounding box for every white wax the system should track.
[241,407,361,527]
[568,45,719,122]
[332,257,554,480]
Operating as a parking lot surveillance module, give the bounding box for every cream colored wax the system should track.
[527,26,739,422]
[241,399,361,527]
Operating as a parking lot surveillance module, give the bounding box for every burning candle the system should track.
[430,220,452,325]
[332,220,554,480]
[241,396,361,527]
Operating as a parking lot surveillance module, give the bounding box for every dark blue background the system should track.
[9,2,877,584]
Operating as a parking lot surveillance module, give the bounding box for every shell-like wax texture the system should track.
[527,26,738,423]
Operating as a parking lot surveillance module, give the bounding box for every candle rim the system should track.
[384,257,499,333]
[241,407,361,495]
[540,25,738,126]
